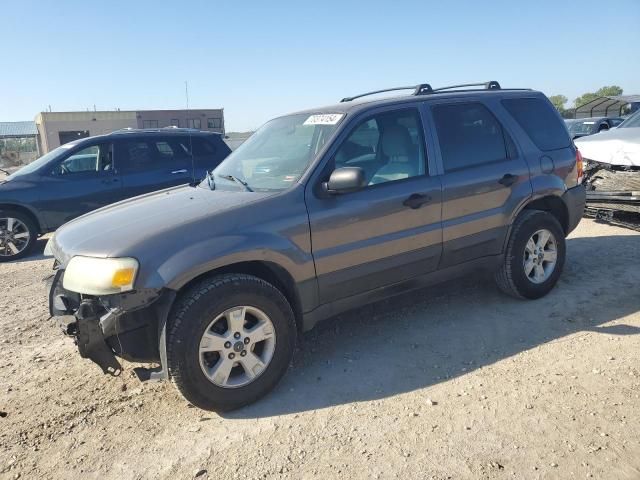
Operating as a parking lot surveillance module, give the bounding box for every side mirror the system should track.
[323,167,366,194]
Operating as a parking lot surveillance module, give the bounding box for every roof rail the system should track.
[340,83,433,102]
[432,81,501,92]
[110,127,202,134]
[340,80,503,102]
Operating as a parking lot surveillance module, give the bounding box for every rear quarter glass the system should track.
[502,97,579,187]
[501,97,571,152]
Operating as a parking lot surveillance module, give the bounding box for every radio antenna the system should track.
[185,81,196,186]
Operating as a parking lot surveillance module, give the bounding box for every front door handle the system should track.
[101,178,119,184]
[171,169,188,174]
[403,193,431,209]
[498,173,518,187]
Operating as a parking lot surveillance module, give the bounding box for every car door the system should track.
[305,106,443,304]
[34,141,122,229]
[428,100,532,268]
[116,136,193,198]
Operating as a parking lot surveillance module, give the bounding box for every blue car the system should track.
[0,128,230,260]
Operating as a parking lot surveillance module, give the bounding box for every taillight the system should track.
[576,149,584,184]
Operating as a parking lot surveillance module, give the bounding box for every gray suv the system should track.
[48,81,586,411]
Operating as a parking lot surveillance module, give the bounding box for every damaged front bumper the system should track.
[584,160,640,215]
[49,269,175,379]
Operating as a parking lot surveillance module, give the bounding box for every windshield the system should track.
[618,110,640,128]
[567,120,595,135]
[203,113,342,192]
[6,142,78,178]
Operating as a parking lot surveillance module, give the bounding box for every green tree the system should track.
[574,86,623,108]
[549,94,568,113]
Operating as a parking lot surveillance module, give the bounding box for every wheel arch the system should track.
[502,194,570,254]
[173,260,305,333]
[521,195,569,234]
[0,203,43,234]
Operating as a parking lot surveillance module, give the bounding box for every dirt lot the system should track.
[1,218,639,480]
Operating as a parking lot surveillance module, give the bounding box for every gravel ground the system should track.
[1,218,639,480]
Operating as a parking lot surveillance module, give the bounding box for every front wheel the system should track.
[0,210,37,262]
[495,210,566,299]
[167,274,296,411]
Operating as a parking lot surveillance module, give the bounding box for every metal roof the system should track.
[0,121,38,137]
[575,95,640,119]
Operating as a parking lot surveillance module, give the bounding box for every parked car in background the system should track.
[565,116,625,139]
[48,81,585,411]
[0,128,230,261]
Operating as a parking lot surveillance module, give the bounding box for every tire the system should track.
[495,210,566,299]
[0,209,38,262]
[167,274,296,411]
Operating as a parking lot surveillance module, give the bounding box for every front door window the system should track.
[333,109,426,186]
[54,144,113,175]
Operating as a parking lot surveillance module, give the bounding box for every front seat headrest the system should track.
[381,125,413,159]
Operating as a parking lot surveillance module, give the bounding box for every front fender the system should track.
[139,231,316,294]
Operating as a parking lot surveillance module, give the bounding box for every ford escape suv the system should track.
[47,81,586,411]
[0,128,230,261]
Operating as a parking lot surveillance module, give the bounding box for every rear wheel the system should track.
[167,274,296,411]
[0,210,37,262]
[495,210,566,299]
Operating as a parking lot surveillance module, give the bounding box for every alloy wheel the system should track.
[523,228,557,284]
[199,306,276,388]
[0,217,31,258]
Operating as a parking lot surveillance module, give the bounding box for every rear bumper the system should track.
[49,269,174,373]
[563,184,586,234]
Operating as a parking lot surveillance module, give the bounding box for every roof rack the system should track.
[111,127,203,134]
[432,81,501,92]
[340,84,433,102]
[340,80,502,102]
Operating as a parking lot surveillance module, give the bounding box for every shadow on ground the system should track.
[14,238,49,263]
[224,233,640,418]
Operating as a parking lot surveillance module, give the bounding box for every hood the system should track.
[575,127,640,167]
[0,173,38,196]
[52,185,272,263]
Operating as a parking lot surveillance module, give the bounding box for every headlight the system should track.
[63,256,139,295]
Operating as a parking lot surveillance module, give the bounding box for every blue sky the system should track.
[2,0,639,131]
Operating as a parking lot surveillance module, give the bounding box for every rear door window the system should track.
[432,103,508,172]
[502,97,570,151]
[190,137,217,156]
[119,137,192,172]
[119,141,154,172]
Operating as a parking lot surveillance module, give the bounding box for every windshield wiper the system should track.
[206,170,216,190]
[0,168,10,175]
[219,174,253,192]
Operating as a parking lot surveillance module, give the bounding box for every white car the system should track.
[576,111,640,214]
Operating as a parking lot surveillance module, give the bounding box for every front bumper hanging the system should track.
[48,268,175,379]
[49,270,122,374]
[75,300,123,375]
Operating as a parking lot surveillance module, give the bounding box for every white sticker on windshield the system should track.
[583,121,595,125]
[303,114,343,125]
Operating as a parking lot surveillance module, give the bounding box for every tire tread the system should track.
[495,209,559,299]
[167,273,295,411]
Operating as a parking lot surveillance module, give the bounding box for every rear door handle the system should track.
[171,169,188,174]
[403,193,431,209]
[498,173,518,187]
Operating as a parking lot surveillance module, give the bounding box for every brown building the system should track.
[35,108,224,153]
